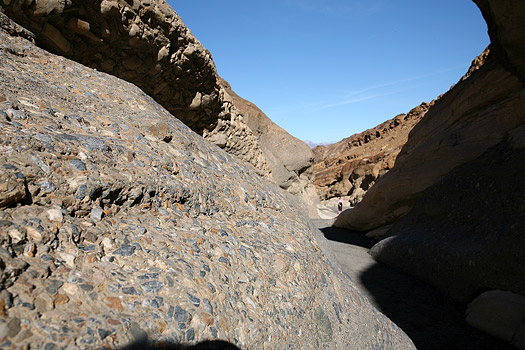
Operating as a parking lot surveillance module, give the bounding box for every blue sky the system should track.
[167,0,489,143]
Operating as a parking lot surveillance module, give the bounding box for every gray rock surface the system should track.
[316,220,518,350]
[0,14,414,349]
[466,290,525,349]
[0,0,317,206]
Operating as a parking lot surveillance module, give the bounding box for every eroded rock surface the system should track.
[0,0,316,205]
[313,102,431,206]
[0,14,414,349]
[219,78,319,217]
[335,0,525,330]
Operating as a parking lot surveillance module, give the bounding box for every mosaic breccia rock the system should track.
[0,0,317,208]
[0,14,414,349]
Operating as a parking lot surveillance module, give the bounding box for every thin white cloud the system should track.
[282,0,386,16]
[344,66,460,98]
[315,65,464,111]
[315,95,378,110]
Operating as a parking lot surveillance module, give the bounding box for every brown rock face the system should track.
[0,0,316,203]
[335,43,521,232]
[218,78,319,216]
[335,0,525,314]
[476,0,525,80]
[313,102,431,205]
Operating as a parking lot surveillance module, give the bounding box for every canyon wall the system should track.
[0,0,317,208]
[336,0,525,309]
[0,13,414,349]
[219,78,319,217]
[313,102,431,205]
[314,47,490,207]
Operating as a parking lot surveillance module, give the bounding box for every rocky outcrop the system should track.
[313,103,431,205]
[335,0,525,311]
[369,134,525,300]
[218,78,319,217]
[0,0,316,205]
[314,45,491,208]
[334,42,519,232]
[0,14,414,349]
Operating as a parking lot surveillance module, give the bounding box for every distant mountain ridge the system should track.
[304,140,334,149]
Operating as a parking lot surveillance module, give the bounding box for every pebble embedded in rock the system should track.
[70,159,87,171]
[141,281,164,294]
[91,207,104,221]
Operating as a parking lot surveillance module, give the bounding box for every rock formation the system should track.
[335,0,525,319]
[0,0,317,208]
[313,102,431,205]
[334,24,520,232]
[313,45,491,208]
[0,12,414,349]
[219,78,319,217]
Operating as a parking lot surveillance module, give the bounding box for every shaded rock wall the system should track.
[335,0,525,309]
[0,0,317,205]
[0,14,414,349]
[370,134,525,301]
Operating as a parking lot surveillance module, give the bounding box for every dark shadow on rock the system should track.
[317,222,516,350]
[119,338,241,350]
[320,225,375,249]
[360,263,516,350]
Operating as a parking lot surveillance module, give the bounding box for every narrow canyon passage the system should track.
[312,219,515,350]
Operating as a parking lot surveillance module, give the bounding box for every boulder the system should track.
[466,290,525,349]
[0,13,414,349]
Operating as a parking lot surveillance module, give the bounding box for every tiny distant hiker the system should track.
[337,197,343,214]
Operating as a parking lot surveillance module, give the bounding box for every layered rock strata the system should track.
[0,0,316,206]
[0,15,414,349]
[313,102,431,205]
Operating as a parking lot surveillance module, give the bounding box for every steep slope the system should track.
[0,14,414,349]
[219,78,319,217]
[0,0,316,207]
[335,0,525,312]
